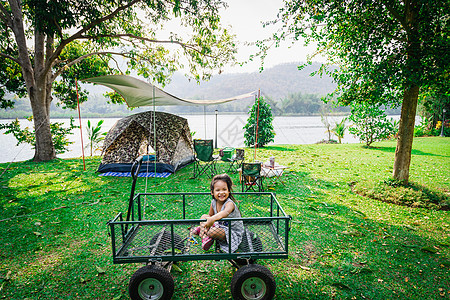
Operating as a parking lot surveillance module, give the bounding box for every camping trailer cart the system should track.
[107,157,291,300]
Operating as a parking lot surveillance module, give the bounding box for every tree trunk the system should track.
[9,0,56,161]
[30,83,56,162]
[392,85,419,183]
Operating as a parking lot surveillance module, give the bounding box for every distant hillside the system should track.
[164,62,336,101]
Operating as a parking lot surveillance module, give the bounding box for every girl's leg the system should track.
[207,226,226,241]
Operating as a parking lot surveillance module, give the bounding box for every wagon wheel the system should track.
[230,264,276,300]
[129,265,174,300]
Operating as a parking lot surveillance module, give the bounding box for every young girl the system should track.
[194,174,244,252]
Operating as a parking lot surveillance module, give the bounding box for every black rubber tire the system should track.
[230,264,276,300]
[129,265,174,300]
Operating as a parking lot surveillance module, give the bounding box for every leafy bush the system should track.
[331,118,346,143]
[348,103,395,147]
[85,120,107,156]
[414,117,450,137]
[0,116,78,154]
[243,96,275,147]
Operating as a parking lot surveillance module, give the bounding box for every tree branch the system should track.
[51,51,130,80]
[45,0,141,73]
[0,2,12,26]
[0,51,20,64]
[79,33,217,59]
[384,1,408,31]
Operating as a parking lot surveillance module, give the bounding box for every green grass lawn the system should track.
[0,137,449,299]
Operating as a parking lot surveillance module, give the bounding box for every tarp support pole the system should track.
[153,85,157,180]
[254,90,260,162]
[203,105,206,139]
[75,78,86,171]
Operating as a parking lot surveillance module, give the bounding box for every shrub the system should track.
[348,103,395,147]
[0,116,78,154]
[243,96,275,147]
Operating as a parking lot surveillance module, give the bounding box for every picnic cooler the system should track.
[221,147,235,162]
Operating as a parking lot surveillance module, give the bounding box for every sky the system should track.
[217,0,324,74]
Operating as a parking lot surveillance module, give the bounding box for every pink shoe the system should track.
[192,226,201,235]
[202,236,214,251]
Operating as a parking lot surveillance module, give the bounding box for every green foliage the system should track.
[243,97,275,147]
[53,41,111,109]
[0,117,78,154]
[261,0,449,181]
[0,58,26,109]
[348,103,395,147]
[85,120,107,156]
[414,117,450,137]
[331,118,346,144]
[264,0,449,107]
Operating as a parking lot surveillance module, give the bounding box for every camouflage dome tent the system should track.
[98,111,193,174]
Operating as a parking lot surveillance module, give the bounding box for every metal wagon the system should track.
[107,158,291,300]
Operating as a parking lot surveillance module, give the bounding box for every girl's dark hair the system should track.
[210,173,235,200]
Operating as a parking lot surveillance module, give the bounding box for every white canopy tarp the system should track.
[83,75,256,107]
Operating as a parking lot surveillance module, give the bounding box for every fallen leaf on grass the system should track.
[96,266,106,275]
[331,282,351,290]
[172,264,183,273]
[5,270,11,281]
[403,225,417,231]
[111,295,122,300]
[350,267,373,274]
[353,210,366,217]
[420,246,437,253]
[342,229,363,237]
[300,266,311,271]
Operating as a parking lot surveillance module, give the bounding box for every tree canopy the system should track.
[0,0,237,161]
[261,0,449,182]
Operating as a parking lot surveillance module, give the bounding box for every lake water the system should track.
[0,114,380,164]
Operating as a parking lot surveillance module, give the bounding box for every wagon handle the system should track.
[126,156,144,223]
[131,156,144,181]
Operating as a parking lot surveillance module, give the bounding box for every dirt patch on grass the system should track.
[297,241,319,266]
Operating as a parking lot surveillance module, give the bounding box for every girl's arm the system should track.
[205,201,235,227]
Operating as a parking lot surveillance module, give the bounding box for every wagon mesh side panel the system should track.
[140,194,183,221]
[110,192,289,262]
[239,219,287,254]
[236,194,270,218]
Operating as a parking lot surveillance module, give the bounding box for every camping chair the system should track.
[241,162,264,192]
[193,139,217,178]
[227,148,245,173]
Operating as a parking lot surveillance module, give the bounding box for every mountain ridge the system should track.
[164,62,336,100]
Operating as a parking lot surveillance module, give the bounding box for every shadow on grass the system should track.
[270,172,449,299]
[368,146,448,157]
[263,145,298,152]
[1,160,449,299]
